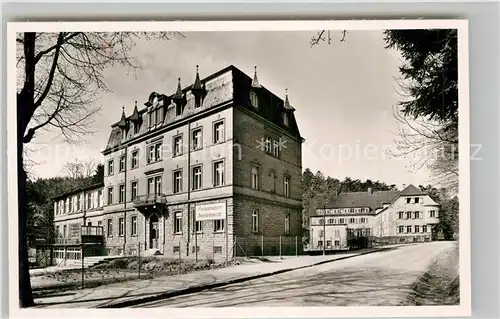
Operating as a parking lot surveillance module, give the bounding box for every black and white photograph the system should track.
[8,20,470,317]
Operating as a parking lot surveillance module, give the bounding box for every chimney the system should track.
[368,187,373,194]
[402,184,406,189]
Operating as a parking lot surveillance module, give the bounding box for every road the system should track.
[133,241,455,307]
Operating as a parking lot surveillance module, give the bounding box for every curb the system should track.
[97,247,392,308]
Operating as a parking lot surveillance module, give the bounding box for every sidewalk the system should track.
[34,248,388,308]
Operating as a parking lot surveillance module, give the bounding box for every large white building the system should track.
[309,184,440,250]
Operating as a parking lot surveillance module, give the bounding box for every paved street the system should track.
[134,241,455,307]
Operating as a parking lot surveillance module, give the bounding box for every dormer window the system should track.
[134,122,140,134]
[283,112,289,127]
[250,91,259,109]
[149,111,155,128]
[155,107,163,125]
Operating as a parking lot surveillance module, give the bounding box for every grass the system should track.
[402,242,460,306]
[32,256,226,296]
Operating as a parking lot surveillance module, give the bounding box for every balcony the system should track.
[133,193,168,208]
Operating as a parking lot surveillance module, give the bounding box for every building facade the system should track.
[53,65,304,260]
[308,184,440,250]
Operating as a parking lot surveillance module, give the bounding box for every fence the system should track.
[231,236,301,258]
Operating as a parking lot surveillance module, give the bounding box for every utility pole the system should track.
[323,193,327,256]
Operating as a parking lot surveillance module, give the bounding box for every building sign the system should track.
[195,202,226,221]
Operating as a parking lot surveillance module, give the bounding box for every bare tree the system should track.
[388,106,458,192]
[310,30,349,47]
[62,158,98,179]
[16,31,183,307]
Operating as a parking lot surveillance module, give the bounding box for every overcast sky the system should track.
[28,30,433,189]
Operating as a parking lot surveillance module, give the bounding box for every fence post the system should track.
[138,243,141,279]
[261,235,264,258]
[279,236,282,258]
[295,236,298,256]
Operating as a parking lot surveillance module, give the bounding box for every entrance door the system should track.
[149,214,159,249]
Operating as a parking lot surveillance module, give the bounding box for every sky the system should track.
[28,30,434,189]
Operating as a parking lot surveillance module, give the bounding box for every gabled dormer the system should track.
[191,65,207,109]
[249,66,261,110]
[129,101,142,135]
[173,78,186,117]
[282,88,295,127]
[117,107,128,139]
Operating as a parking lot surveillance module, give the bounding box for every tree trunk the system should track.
[18,126,34,307]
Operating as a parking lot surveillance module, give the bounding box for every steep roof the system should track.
[313,184,430,214]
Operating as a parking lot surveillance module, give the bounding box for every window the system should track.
[406,211,412,219]
[398,212,404,219]
[97,220,102,227]
[192,166,202,191]
[339,218,345,224]
[213,121,224,144]
[284,176,290,197]
[252,209,259,232]
[155,107,163,125]
[273,140,280,157]
[107,219,113,237]
[213,219,224,232]
[334,230,340,237]
[131,150,139,168]
[406,198,411,204]
[319,230,324,237]
[118,185,125,203]
[107,187,113,205]
[264,137,271,153]
[173,170,182,193]
[173,246,180,253]
[134,122,140,134]
[69,197,73,212]
[148,178,154,194]
[349,218,356,223]
[174,211,182,233]
[149,111,155,127]
[192,211,202,233]
[406,225,412,233]
[173,135,183,156]
[251,166,259,190]
[326,240,332,247]
[131,181,138,200]
[430,210,436,218]
[98,190,103,207]
[318,219,324,225]
[77,195,81,211]
[414,225,420,233]
[398,226,404,233]
[191,128,202,150]
[360,218,367,223]
[87,194,92,210]
[270,170,276,193]
[283,112,289,127]
[119,155,125,172]
[250,91,259,109]
[55,226,60,237]
[317,240,323,247]
[63,225,67,238]
[414,211,420,219]
[155,176,162,195]
[414,197,420,204]
[328,218,334,224]
[284,214,290,234]
[334,240,340,247]
[118,218,124,236]
[214,246,223,254]
[192,246,200,253]
[213,160,224,187]
[148,145,155,163]
[131,216,137,236]
[155,143,162,161]
[108,159,114,175]
[422,225,428,233]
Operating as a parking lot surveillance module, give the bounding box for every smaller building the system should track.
[308,184,440,251]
